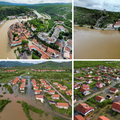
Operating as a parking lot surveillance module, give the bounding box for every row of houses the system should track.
[30,68,66,72]
[31,39,60,58]
[32,79,69,109]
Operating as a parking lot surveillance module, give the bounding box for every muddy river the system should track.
[74,26,120,59]
[0,76,71,120]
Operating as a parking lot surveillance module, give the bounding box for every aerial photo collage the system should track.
[0,0,120,120]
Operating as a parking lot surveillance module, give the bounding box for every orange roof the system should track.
[29,45,50,59]
[33,39,38,44]
[20,86,25,89]
[95,96,104,102]
[57,103,68,107]
[48,90,55,93]
[47,47,55,55]
[36,95,43,98]
[52,94,60,97]
[35,90,40,93]
[74,115,85,120]
[65,91,72,95]
[12,40,22,45]
[112,102,120,110]
[98,116,110,120]
[60,87,66,90]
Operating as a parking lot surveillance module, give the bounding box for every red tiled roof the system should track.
[29,45,50,59]
[57,102,69,107]
[74,115,85,120]
[95,96,104,102]
[98,116,110,120]
[52,94,59,97]
[110,87,117,92]
[112,102,120,111]
[36,95,43,98]
[76,103,94,114]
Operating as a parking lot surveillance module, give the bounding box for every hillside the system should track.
[0,61,34,67]
[31,61,72,69]
[27,3,72,20]
[74,6,120,28]
[0,61,72,69]
[74,61,120,69]
[0,6,31,21]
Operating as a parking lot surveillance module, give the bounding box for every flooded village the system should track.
[0,61,72,120]
[74,61,120,120]
[0,10,72,59]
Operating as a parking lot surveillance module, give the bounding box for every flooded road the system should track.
[74,26,120,59]
[0,76,71,120]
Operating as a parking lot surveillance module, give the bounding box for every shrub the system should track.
[17,101,21,103]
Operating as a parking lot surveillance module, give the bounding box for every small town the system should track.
[0,61,72,120]
[1,9,72,59]
[74,61,120,120]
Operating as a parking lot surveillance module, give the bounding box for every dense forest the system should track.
[0,6,30,21]
[27,4,72,21]
[74,61,120,69]
[74,6,120,28]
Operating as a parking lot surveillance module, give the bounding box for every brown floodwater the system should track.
[74,26,120,59]
[0,18,32,59]
[0,76,71,120]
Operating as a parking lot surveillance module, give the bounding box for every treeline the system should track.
[3,84,13,94]
[0,6,30,21]
[74,6,120,27]
[74,61,120,69]
[0,99,11,112]
[64,19,72,28]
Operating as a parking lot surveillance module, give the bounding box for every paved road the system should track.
[74,81,117,107]
[45,80,72,107]
[33,10,45,19]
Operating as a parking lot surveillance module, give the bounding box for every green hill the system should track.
[0,6,31,21]
[74,6,120,28]
[31,61,72,69]
[0,61,34,67]
[27,3,72,20]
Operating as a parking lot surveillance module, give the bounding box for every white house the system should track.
[51,94,60,99]
[55,103,69,109]
[36,95,44,103]
[95,96,105,102]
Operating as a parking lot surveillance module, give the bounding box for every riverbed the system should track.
[74,26,120,59]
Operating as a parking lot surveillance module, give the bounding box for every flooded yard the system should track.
[0,76,71,120]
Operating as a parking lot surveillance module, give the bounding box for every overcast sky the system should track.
[20,60,71,64]
[74,0,120,12]
[0,0,71,4]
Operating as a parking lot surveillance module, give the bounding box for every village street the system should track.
[74,80,118,107]
[45,80,72,107]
